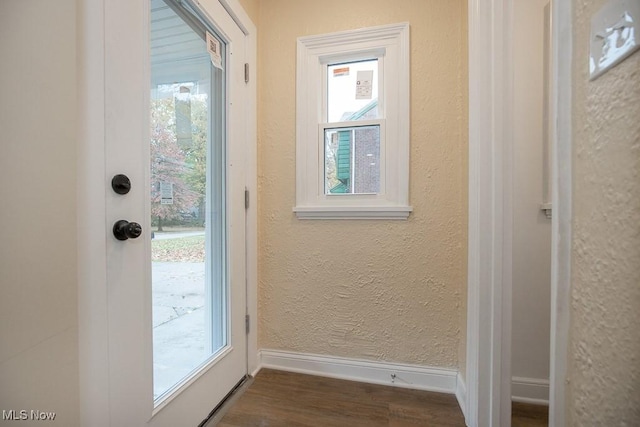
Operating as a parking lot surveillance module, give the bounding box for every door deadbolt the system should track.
[113,220,142,241]
[111,174,132,194]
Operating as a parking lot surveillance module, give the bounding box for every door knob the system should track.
[113,220,142,241]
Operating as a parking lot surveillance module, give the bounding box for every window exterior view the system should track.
[325,122,380,194]
[325,60,381,195]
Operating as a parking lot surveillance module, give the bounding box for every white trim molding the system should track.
[466,0,515,426]
[294,23,412,220]
[467,0,573,425]
[456,373,468,423]
[512,377,550,405]
[219,0,261,384]
[259,350,458,394]
[293,205,411,220]
[549,0,573,424]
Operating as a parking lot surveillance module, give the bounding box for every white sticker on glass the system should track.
[333,67,350,77]
[160,182,174,205]
[355,70,373,99]
[206,32,223,70]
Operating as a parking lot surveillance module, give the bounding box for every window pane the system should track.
[327,59,379,122]
[325,125,380,194]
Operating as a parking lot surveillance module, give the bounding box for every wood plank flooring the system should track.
[217,369,549,426]
[511,401,549,427]
[218,369,465,426]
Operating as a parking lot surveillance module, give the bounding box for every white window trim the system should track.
[294,22,412,220]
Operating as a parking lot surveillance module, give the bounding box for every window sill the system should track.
[293,205,412,220]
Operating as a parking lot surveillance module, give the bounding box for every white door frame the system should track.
[464,0,572,426]
[77,0,257,425]
[465,0,514,425]
[548,0,572,425]
[214,0,260,378]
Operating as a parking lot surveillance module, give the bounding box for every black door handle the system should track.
[111,174,132,194]
[113,220,142,241]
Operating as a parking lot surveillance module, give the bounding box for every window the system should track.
[325,59,381,195]
[294,23,411,219]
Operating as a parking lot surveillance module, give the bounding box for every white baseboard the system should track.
[455,373,468,423]
[259,349,458,394]
[249,364,261,378]
[511,376,549,405]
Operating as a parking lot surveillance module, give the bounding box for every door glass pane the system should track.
[150,0,226,402]
[324,125,380,194]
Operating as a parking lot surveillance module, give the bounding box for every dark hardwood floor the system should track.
[218,369,465,426]
[511,401,548,427]
[217,369,549,426]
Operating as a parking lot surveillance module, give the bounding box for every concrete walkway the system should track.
[153,230,205,240]
[152,261,209,399]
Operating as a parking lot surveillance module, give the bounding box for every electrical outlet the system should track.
[590,0,640,80]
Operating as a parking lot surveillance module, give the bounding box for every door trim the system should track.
[465,0,572,426]
[211,0,260,381]
[222,0,260,378]
[77,0,257,424]
[211,0,259,379]
[548,0,572,424]
[465,0,514,425]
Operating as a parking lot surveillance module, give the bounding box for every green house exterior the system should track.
[333,130,352,191]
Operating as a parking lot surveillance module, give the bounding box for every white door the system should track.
[91,0,248,425]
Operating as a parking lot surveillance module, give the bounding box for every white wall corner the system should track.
[455,373,468,424]
[258,350,458,394]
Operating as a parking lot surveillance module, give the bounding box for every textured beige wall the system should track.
[569,0,640,424]
[511,0,551,383]
[458,0,468,379]
[0,1,79,425]
[258,0,468,367]
[237,0,259,27]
